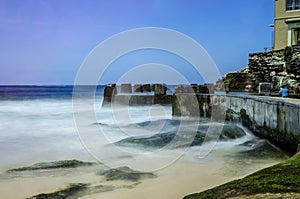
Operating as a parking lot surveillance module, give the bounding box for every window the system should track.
[287,0,300,11]
[293,28,300,45]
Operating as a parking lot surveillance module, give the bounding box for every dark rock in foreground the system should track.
[98,166,156,182]
[7,160,97,172]
[27,183,115,199]
[115,124,246,149]
[203,124,246,140]
[27,183,88,199]
[238,139,287,159]
[183,152,300,199]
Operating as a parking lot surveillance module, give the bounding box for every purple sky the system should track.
[0,0,273,85]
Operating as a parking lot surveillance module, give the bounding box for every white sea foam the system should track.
[0,93,287,172]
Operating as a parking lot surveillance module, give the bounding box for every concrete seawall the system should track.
[224,95,300,154]
[101,84,300,154]
[174,94,300,154]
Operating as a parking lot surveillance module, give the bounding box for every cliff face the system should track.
[248,50,285,84]
[217,47,300,93]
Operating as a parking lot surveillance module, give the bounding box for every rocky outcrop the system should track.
[216,72,255,92]
[27,183,90,199]
[7,160,96,172]
[248,50,285,84]
[216,47,300,93]
[115,123,246,149]
[98,166,156,182]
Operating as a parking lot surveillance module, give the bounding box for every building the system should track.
[274,0,300,50]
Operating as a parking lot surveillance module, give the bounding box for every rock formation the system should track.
[216,47,300,93]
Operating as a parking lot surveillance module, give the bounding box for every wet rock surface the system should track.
[238,139,287,159]
[27,183,89,199]
[98,166,156,182]
[216,48,300,93]
[14,161,152,199]
[7,160,97,172]
[115,123,246,148]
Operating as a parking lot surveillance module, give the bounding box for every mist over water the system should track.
[0,86,288,170]
[0,86,290,198]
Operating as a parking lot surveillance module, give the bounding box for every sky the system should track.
[0,0,273,85]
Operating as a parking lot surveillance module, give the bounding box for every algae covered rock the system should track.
[27,183,88,199]
[219,125,246,140]
[198,124,246,143]
[238,139,287,159]
[116,123,246,148]
[7,160,96,172]
[98,166,156,182]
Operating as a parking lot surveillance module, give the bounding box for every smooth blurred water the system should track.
[0,86,287,172]
[0,86,173,170]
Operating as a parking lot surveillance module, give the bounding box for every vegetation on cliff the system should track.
[183,153,300,199]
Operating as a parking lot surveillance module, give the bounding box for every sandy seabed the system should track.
[0,152,282,199]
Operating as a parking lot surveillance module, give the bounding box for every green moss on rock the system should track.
[98,166,156,182]
[116,123,246,149]
[183,153,300,199]
[7,160,97,172]
[27,183,88,199]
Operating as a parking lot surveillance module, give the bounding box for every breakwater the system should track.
[102,84,300,154]
[224,95,300,154]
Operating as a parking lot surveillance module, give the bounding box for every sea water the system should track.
[0,86,289,198]
[0,85,175,170]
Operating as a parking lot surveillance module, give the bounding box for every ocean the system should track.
[0,86,288,199]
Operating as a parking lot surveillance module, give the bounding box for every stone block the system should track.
[134,84,143,92]
[142,84,151,92]
[204,83,215,93]
[199,85,209,93]
[174,85,194,94]
[120,83,132,94]
[103,84,117,103]
[258,82,271,95]
[152,84,166,95]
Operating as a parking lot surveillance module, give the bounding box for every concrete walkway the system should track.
[267,96,300,105]
[226,94,300,106]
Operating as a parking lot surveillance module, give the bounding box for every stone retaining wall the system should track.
[225,95,300,154]
[172,94,300,154]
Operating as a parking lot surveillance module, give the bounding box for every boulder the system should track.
[98,166,156,182]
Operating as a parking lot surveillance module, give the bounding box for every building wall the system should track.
[274,0,300,50]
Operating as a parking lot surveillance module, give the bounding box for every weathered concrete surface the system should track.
[152,84,166,95]
[112,94,172,106]
[133,84,143,92]
[103,84,117,103]
[225,95,300,154]
[102,83,300,154]
[172,94,300,154]
[172,94,211,117]
[120,83,132,94]
[142,84,151,92]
